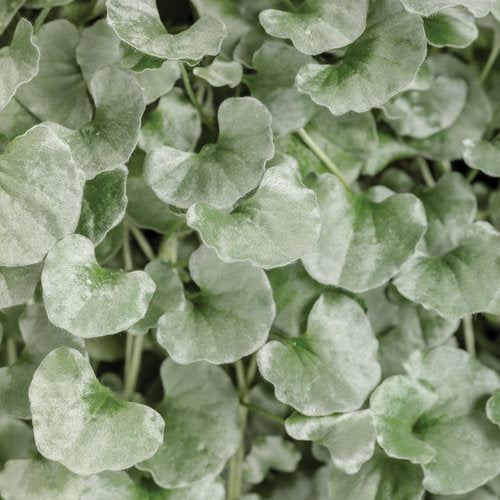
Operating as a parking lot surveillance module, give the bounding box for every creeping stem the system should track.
[463,315,476,357]
[416,156,435,188]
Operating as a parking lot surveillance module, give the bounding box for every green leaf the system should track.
[144,96,273,209]
[296,0,426,115]
[156,245,274,364]
[285,410,376,474]
[382,75,467,139]
[0,124,85,267]
[29,347,164,474]
[0,98,38,143]
[0,417,35,467]
[16,20,92,129]
[400,0,491,17]
[245,40,316,137]
[424,7,478,48]
[80,471,137,500]
[0,19,39,112]
[463,134,500,177]
[487,389,500,426]
[301,174,427,293]
[0,360,37,419]
[193,57,242,88]
[106,0,227,62]
[0,0,25,36]
[139,88,201,153]
[243,435,301,484]
[137,358,240,488]
[0,264,42,309]
[186,158,320,269]
[257,293,380,416]
[48,66,144,179]
[259,0,368,55]
[128,260,184,336]
[137,477,226,500]
[76,166,127,245]
[41,234,156,338]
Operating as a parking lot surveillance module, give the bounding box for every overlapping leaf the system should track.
[424,7,478,48]
[400,0,491,17]
[0,264,42,309]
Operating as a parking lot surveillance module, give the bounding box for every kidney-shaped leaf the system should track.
[296,0,426,115]
[424,7,478,48]
[156,245,275,364]
[42,234,156,338]
[257,293,381,416]
[137,358,240,488]
[144,97,273,209]
[301,174,427,293]
[0,124,85,267]
[400,0,491,17]
[29,347,164,475]
[187,159,320,269]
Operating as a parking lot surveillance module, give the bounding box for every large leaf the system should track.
[41,234,155,337]
[144,97,273,209]
[0,124,85,267]
[301,174,427,293]
[296,0,426,115]
[16,20,92,129]
[0,19,39,112]
[259,0,368,55]
[137,358,240,488]
[257,293,381,416]
[29,347,164,474]
[106,0,227,62]
[156,245,274,364]
[400,0,491,17]
[0,264,42,309]
[424,7,478,48]
[186,159,320,269]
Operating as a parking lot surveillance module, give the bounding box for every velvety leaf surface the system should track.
[463,134,500,177]
[424,7,478,48]
[0,264,42,308]
[0,98,38,143]
[0,124,85,267]
[0,19,39,112]
[106,0,227,61]
[301,174,427,292]
[0,360,37,419]
[41,234,156,337]
[0,417,35,467]
[187,159,320,269]
[296,0,427,115]
[487,389,500,426]
[144,97,273,209]
[137,358,240,488]
[193,57,242,88]
[286,410,376,474]
[400,0,491,16]
[29,347,164,474]
[156,245,274,364]
[0,0,25,36]
[259,0,368,55]
[257,293,381,416]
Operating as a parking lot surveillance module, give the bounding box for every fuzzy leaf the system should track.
[144,97,273,209]
[137,358,240,488]
[463,134,500,177]
[424,7,478,48]
[257,293,381,416]
[41,234,156,337]
[0,417,35,467]
[0,0,25,36]
[400,0,491,17]
[193,57,242,88]
[156,245,274,364]
[487,389,500,427]
[0,124,85,267]
[0,264,42,309]
[296,0,426,115]
[187,159,320,269]
[301,174,427,293]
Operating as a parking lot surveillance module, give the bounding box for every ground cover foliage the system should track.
[3,0,500,498]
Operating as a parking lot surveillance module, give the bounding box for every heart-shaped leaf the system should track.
[194,57,242,88]
[0,19,39,112]
[257,293,381,416]
[0,264,42,309]
[136,358,240,488]
[301,174,427,293]
[144,97,273,209]
[187,158,320,269]
[424,7,478,48]
[296,0,426,115]
[0,124,85,267]
[156,245,274,364]
[41,234,156,337]
[29,347,164,474]
[106,0,227,62]
[400,0,491,17]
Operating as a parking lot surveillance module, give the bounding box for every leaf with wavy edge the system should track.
[424,7,478,48]
[463,134,500,177]
[400,0,491,17]
[194,57,242,88]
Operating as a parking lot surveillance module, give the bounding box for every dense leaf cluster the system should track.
[2,0,500,499]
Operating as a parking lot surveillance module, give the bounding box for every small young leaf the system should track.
[187,159,320,269]
[424,7,478,48]
[0,264,42,309]
[156,245,275,364]
[136,358,240,488]
[257,293,381,416]
[29,347,164,474]
[42,234,156,338]
[144,97,273,209]
[193,57,242,88]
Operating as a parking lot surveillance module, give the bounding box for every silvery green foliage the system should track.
[2,0,500,497]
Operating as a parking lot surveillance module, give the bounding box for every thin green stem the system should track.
[234,360,246,398]
[283,0,296,11]
[416,156,435,188]
[34,5,51,33]
[6,338,17,366]
[122,223,133,271]
[480,37,500,83]
[122,334,145,400]
[485,105,500,141]
[241,402,285,425]
[435,160,451,174]
[463,315,476,357]
[245,354,257,392]
[127,218,156,261]
[467,169,479,183]
[296,128,353,192]
[179,62,217,133]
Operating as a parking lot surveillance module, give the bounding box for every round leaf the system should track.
[424,7,478,48]
[193,57,242,88]
[0,264,42,309]
[463,134,500,177]
[400,0,491,17]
